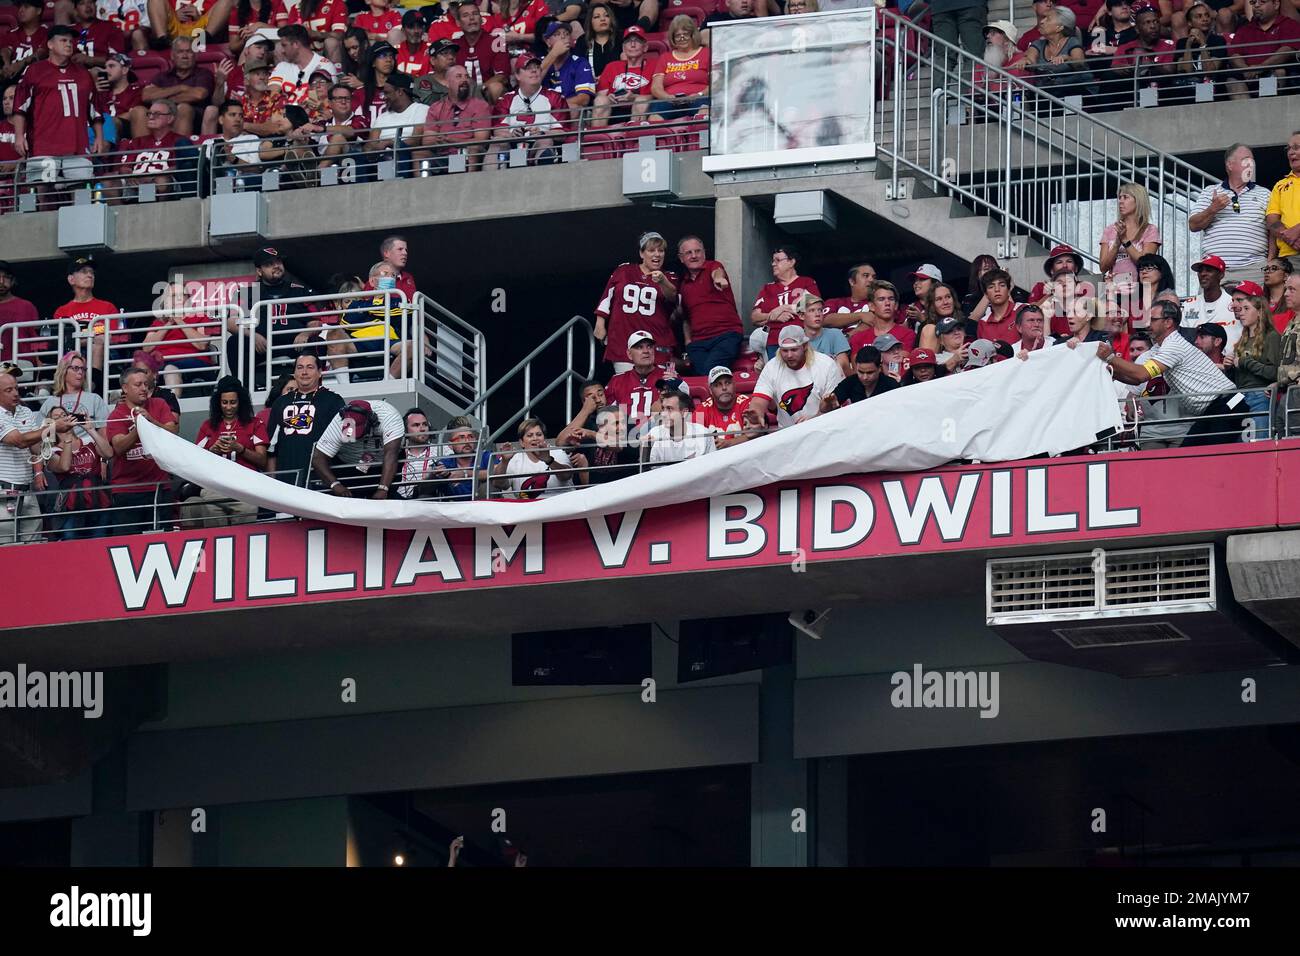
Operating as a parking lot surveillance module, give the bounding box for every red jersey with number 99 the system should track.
[14,59,99,157]
[595,262,680,364]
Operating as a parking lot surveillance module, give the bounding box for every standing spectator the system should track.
[141,283,219,400]
[1,0,49,83]
[1223,283,1280,436]
[902,263,942,329]
[0,261,42,368]
[492,52,569,166]
[1123,331,1192,449]
[266,351,346,487]
[1267,132,1300,270]
[1180,254,1240,354]
[1277,272,1300,431]
[751,245,819,359]
[929,0,988,83]
[642,391,714,465]
[1012,304,1048,354]
[100,51,147,140]
[395,10,432,77]
[1228,0,1300,94]
[311,399,404,498]
[698,366,753,449]
[819,345,898,412]
[105,365,180,534]
[975,270,1027,345]
[271,23,337,105]
[1099,181,1161,285]
[539,20,594,113]
[453,2,510,103]
[676,235,741,375]
[1,370,71,544]
[605,331,666,426]
[1088,300,1245,446]
[2,87,25,203]
[1189,144,1273,288]
[142,35,214,137]
[800,292,851,374]
[423,65,492,170]
[40,351,110,441]
[582,3,621,79]
[746,326,844,429]
[45,404,112,539]
[227,246,317,385]
[1053,295,1107,346]
[916,281,966,351]
[822,263,877,328]
[412,38,459,105]
[595,233,680,372]
[377,235,417,300]
[1264,258,1294,327]
[1193,322,1228,367]
[592,24,652,126]
[648,15,708,120]
[181,376,267,527]
[491,417,587,500]
[12,25,106,202]
[145,0,235,43]
[848,281,917,354]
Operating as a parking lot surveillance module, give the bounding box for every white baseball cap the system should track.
[910,263,943,281]
[626,330,655,350]
[707,365,733,384]
[777,326,809,347]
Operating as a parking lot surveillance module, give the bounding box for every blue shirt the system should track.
[807,327,850,359]
[437,451,492,500]
[544,53,596,102]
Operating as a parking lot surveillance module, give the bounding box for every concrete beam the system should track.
[1227,530,1300,644]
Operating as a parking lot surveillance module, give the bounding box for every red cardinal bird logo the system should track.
[779,384,815,416]
[519,472,551,499]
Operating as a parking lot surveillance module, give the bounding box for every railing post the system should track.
[1002,79,1013,255]
[890,25,903,196]
[565,326,574,426]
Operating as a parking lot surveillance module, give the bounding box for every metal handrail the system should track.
[461,315,597,446]
[880,9,1217,291]
[413,291,486,411]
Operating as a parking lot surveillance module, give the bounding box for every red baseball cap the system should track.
[1232,280,1266,297]
[624,24,647,39]
[908,348,937,367]
[1193,254,1226,272]
[513,53,542,72]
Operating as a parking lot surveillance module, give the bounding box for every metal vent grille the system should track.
[988,545,1215,622]
[1053,621,1192,649]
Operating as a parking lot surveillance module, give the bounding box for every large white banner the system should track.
[139,343,1123,530]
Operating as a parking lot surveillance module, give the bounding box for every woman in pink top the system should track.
[1099,181,1161,284]
[646,15,710,121]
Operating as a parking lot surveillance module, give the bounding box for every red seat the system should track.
[0,10,17,30]
[196,48,229,67]
[646,38,667,56]
[731,351,760,376]
[732,369,757,395]
[129,54,170,87]
[579,132,626,161]
[683,376,709,402]
[658,4,707,30]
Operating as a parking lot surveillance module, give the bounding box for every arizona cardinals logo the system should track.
[519,473,551,499]
[779,384,815,416]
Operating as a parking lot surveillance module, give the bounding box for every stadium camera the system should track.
[789,609,831,641]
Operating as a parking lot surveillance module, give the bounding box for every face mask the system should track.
[376,276,396,291]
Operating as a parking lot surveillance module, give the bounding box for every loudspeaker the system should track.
[511,624,652,686]
[676,614,792,683]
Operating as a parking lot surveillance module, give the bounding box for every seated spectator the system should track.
[146,0,236,44]
[902,263,941,329]
[1267,132,1300,269]
[422,65,493,171]
[606,331,667,428]
[1029,244,1087,326]
[1086,0,1136,56]
[1053,295,1107,345]
[101,52,148,140]
[1012,304,1049,354]
[1135,252,1182,318]
[1188,144,1272,289]
[874,332,908,381]
[201,99,263,179]
[1224,283,1281,434]
[592,24,653,127]
[596,234,680,372]
[40,351,110,441]
[642,388,714,464]
[823,262,877,328]
[182,376,267,527]
[454,2,511,103]
[395,11,432,78]
[492,53,570,167]
[1112,5,1175,94]
[257,103,325,188]
[800,292,851,374]
[1277,273,1300,430]
[142,283,219,399]
[52,258,123,391]
[900,348,942,386]
[1172,3,1233,99]
[1181,254,1240,353]
[849,281,917,355]
[142,35,215,137]
[1119,330,1191,449]
[0,369,75,544]
[69,0,126,70]
[675,236,741,375]
[1193,321,1228,367]
[365,71,431,166]
[113,97,190,201]
[751,245,819,359]
[935,317,972,373]
[648,15,708,121]
[1019,6,1093,96]
[312,398,405,498]
[961,338,998,370]
[355,42,398,127]
[1265,258,1294,325]
[539,21,595,112]
[44,404,113,540]
[1228,0,1300,95]
[698,366,753,449]
[240,58,291,137]
[1,0,49,83]
[429,415,491,500]
[105,364,180,534]
[142,364,181,415]
[581,2,621,79]
[327,261,421,381]
[354,0,402,42]
[317,83,370,168]
[491,417,588,499]
[557,378,608,448]
[819,345,897,413]
[917,281,966,351]
[277,0,349,63]
[412,38,460,105]
[704,0,759,39]
[586,404,642,484]
[746,326,844,429]
[1100,181,1161,284]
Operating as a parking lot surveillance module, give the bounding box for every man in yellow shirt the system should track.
[1266,131,1300,267]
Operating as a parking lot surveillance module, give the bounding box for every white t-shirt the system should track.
[270,53,338,105]
[314,400,405,472]
[646,420,716,464]
[205,133,261,165]
[752,348,845,428]
[373,101,429,143]
[1181,291,1241,356]
[504,447,573,499]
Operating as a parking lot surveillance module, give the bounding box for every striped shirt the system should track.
[1190,181,1272,267]
[1146,330,1236,414]
[0,403,41,485]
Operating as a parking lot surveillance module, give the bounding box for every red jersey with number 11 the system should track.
[605,366,665,426]
[14,59,99,157]
[595,262,680,364]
